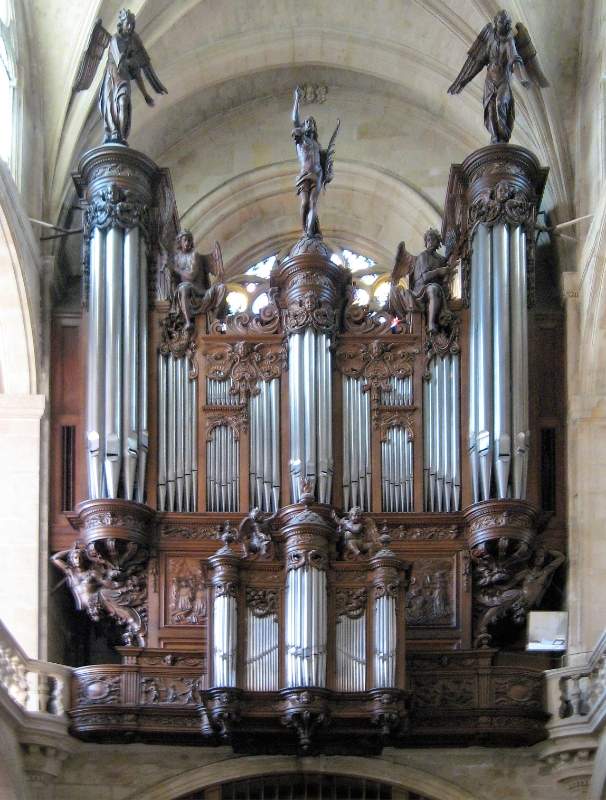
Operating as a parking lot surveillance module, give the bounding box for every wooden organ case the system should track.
[49,141,566,753]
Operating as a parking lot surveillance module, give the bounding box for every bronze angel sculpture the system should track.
[292,85,340,237]
[448,9,548,145]
[73,8,168,145]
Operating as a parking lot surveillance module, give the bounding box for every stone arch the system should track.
[124,755,483,800]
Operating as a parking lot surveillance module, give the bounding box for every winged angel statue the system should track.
[292,86,340,237]
[448,9,548,145]
[73,9,168,145]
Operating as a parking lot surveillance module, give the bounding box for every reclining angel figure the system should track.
[73,8,168,145]
[448,9,549,145]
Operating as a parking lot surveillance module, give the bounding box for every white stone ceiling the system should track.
[33,0,583,274]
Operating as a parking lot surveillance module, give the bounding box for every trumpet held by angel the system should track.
[448,9,549,145]
[73,8,168,145]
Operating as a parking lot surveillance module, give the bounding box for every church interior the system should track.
[1,0,606,798]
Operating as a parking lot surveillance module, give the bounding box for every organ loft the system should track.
[48,14,567,755]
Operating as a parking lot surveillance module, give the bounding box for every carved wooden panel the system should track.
[405,557,456,628]
[164,556,208,627]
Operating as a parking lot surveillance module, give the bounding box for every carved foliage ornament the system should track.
[389,525,459,541]
[206,408,247,440]
[286,548,329,572]
[283,291,337,335]
[335,588,367,619]
[246,588,278,617]
[159,315,198,372]
[379,411,414,441]
[468,180,533,228]
[343,304,396,335]
[209,302,281,335]
[205,341,287,404]
[336,340,418,395]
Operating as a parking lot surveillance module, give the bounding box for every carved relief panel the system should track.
[164,557,208,627]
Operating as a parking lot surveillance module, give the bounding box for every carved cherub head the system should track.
[117,8,136,37]
[104,182,123,205]
[424,229,442,251]
[176,229,195,252]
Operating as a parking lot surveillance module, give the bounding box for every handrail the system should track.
[0,618,71,717]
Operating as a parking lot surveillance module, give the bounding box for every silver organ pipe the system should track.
[157,355,198,512]
[206,424,239,513]
[382,424,414,513]
[249,379,281,512]
[104,226,124,498]
[493,222,511,498]
[423,353,461,512]
[468,221,529,500]
[87,227,106,499]
[373,592,397,688]
[511,226,529,498]
[122,227,139,501]
[285,564,327,687]
[335,612,366,692]
[245,607,278,691]
[136,235,148,504]
[342,376,371,511]
[213,591,238,687]
[289,331,333,504]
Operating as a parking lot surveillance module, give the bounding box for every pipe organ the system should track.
[53,139,565,753]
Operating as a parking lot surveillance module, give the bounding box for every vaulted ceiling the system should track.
[35,0,582,275]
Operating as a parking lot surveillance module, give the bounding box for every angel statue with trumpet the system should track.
[292,85,340,237]
[73,8,168,145]
[448,9,548,145]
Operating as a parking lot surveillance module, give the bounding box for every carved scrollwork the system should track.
[159,526,219,540]
[209,303,281,335]
[215,581,238,599]
[342,305,396,334]
[205,341,287,404]
[378,411,414,440]
[335,588,367,619]
[246,588,278,617]
[286,548,329,572]
[283,291,337,335]
[205,409,247,440]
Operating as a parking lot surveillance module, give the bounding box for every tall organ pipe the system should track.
[122,227,139,501]
[87,227,106,499]
[136,235,148,504]
[492,222,511,498]
[104,226,124,499]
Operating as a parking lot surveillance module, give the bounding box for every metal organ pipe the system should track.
[122,227,139,501]
[137,235,148,504]
[103,226,124,499]
[467,220,530,501]
[289,330,333,504]
[87,227,106,499]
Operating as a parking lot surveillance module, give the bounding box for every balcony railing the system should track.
[0,618,71,717]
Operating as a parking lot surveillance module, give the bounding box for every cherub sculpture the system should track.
[169,230,228,330]
[292,86,340,237]
[238,508,277,559]
[384,229,454,333]
[448,9,549,145]
[73,9,168,145]
[332,507,377,559]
